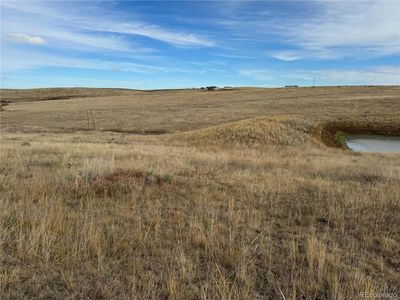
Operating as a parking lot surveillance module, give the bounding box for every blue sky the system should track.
[1,0,399,89]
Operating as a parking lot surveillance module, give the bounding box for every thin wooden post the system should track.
[90,109,96,130]
[87,109,90,129]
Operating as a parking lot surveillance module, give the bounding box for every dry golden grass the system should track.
[0,86,399,299]
[0,87,139,103]
[2,86,399,133]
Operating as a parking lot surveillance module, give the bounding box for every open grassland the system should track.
[1,86,400,299]
[2,86,399,134]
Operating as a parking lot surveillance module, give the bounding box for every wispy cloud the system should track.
[5,21,140,53]
[8,33,47,45]
[2,47,224,77]
[217,1,400,60]
[1,0,214,48]
[240,66,400,86]
[1,48,190,74]
[290,2,400,54]
[308,67,400,85]
[281,1,400,60]
[269,48,342,61]
[2,7,149,54]
[239,69,274,81]
[269,51,304,62]
[90,22,214,47]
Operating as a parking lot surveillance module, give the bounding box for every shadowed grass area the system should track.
[0,86,399,299]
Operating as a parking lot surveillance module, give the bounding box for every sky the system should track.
[1,0,400,89]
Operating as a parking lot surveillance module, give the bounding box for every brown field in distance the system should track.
[1,86,399,299]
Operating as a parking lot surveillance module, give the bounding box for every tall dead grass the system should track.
[1,129,399,299]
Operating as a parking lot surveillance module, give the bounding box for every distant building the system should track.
[285,85,298,88]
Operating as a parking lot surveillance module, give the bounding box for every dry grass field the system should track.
[1,86,400,299]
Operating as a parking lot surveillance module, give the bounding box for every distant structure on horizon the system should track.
[284,85,299,88]
[194,86,235,91]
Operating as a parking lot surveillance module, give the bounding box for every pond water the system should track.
[344,134,400,153]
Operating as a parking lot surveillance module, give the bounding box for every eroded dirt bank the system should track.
[315,121,400,148]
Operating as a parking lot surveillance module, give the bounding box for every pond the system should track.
[343,134,400,153]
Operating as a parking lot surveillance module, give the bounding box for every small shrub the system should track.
[161,173,173,184]
[334,132,348,149]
